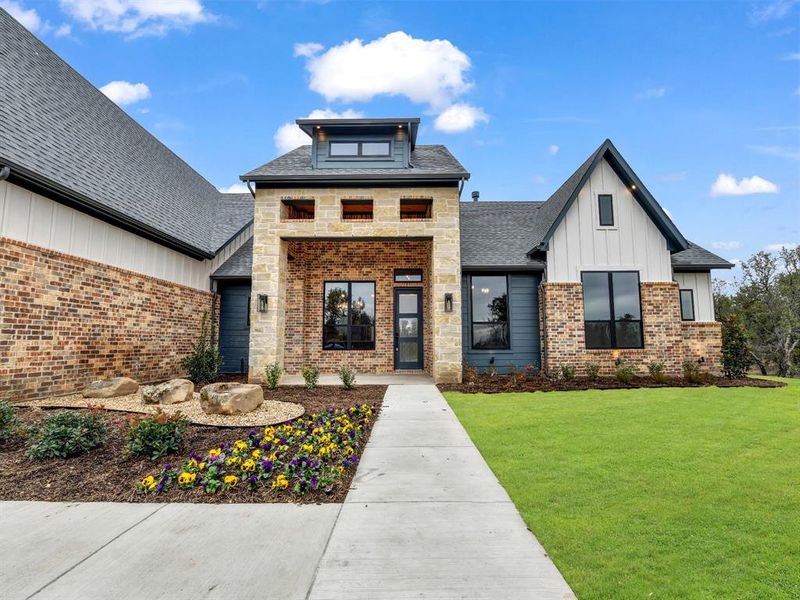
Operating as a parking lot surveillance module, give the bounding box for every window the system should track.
[329,141,390,157]
[341,199,373,221]
[470,275,509,350]
[400,198,433,220]
[598,194,614,226]
[679,289,695,321]
[323,282,376,350]
[281,199,314,220]
[394,269,423,283]
[581,271,643,349]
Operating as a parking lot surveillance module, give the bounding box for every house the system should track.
[0,9,732,400]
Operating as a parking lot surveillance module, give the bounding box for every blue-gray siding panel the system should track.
[461,273,541,373]
[218,282,251,374]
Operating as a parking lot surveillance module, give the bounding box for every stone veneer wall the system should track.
[250,186,462,383]
[0,237,216,401]
[283,240,432,375]
[540,281,722,376]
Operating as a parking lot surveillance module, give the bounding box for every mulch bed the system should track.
[0,385,386,504]
[439,376,785,394]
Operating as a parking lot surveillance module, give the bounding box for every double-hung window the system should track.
[470,275,510,350]
[323,282,376,350]
[581,271,643,349]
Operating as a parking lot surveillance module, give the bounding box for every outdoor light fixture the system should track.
[257,294,268,313]
[444,293,453,313]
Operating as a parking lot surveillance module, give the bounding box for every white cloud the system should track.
[710,173,779,196]
[300,31,473,109]
[749,145,800,160]
[1,0,41,31]
[711,241,743,251]
[764,242,799,252]
[781,52,800,60]
[99,80,151,105]
[273,108,364,155]
[636,86,667,99]
[433,103,489,133]
[218,183,249,194]
[54,23,72,36]
[59,0,213,38]
[548,144,560,155]
[293,42,323,58]
[750,0,798,22]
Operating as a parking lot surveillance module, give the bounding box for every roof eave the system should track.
[240,172,470,183]
[673,263,735,271]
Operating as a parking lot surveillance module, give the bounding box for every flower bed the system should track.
[137,405,373,498]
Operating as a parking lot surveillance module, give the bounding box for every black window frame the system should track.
[581,270,644,349]
[394,269,423,283]
[598,194,614,227]
[679,288,695,321]
[469,274,511,351]
[329,141,391,158]
[322,280,376,351]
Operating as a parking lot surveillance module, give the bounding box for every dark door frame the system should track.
[393,287,423,370]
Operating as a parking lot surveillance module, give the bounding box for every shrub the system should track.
[507,365,522,387]
[264,361,283,390]
[615,361,636,384]
[463,364,479,384]
[559,364,576,381]
[338,365,356,390]
[721,315,752,379]
[125,411,188,460]
[682,359,706,384]
[182,311,223,385]
[0,400,18,443]
[648,361,669,384]
[524,364,538,379]
[586,363,600,381]
[26,408,109,460]
[302,365,320,390]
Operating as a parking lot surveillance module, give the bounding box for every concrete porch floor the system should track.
[281,373,434,386]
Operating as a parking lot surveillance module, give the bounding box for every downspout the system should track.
[0,165,10,181]
[245,179,256,198]
[540,267,548,374]
[458,177,466,200]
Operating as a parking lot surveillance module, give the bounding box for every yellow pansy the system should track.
[207,448,222,460]
[272,474,289,489]
[252,449,262,459]
[178,471,196,485]
[198,462,206,471]
[224,475,238,487]
[242,459,256,472]
[141,475,156,490]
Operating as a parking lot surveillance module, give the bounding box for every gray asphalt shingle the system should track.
[671,242,734,270]
[0,10,252,257]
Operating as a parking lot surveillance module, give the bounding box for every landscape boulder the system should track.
[199,383,264,415]
[141,379,194,405]
[83,377,139,399]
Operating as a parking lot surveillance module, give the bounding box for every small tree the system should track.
[721,314,752,379]
[182,311,223,385]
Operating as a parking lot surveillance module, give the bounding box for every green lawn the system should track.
[445,380,799,600]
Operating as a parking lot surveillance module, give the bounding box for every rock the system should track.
[83,377,139,399]
[199,383,264,415]
[141,379,194,405]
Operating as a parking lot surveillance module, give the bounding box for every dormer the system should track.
[296,117,420,170]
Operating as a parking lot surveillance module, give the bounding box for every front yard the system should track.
[445,379,799,599]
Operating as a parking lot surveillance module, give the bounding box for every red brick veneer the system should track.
[283,239,433,375]
[0,237,216,401]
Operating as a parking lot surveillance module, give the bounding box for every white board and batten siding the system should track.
[0,179,252,291]
[546,158,673,283]
[672,271,715,322]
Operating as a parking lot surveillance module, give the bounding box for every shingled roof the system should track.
[241,145,468,182]
[460,202,546,270]
[0,10,252,258]
[671,242,734,270]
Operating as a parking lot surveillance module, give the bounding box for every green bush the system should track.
[0,400,19,443]
[721,315,752,379]
[302,365,320,390]
[682,359,706,384]
[615,361,636,384]
[586,363,600,381]
[560,364,576,381]
[182,311,223,386]
[26,409,109,460]
[338,365,356,390]
[648,361,669,384]
[125,411,188,460]
[264,361,283,390]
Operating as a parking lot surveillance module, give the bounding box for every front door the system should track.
[218,281,251,373]
[394,288,423,370]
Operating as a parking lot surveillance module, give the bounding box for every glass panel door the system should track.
[394,289,423,370]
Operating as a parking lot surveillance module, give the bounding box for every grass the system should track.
[445,379,800,599]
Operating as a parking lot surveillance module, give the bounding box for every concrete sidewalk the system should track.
[306,384,575,599]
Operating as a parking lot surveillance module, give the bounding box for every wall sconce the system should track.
[257,294,268,313]
[444,293,453,313]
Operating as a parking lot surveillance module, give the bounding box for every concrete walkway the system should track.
[281,373,433,386]
[306,384,575,599]
[2,384,574,600]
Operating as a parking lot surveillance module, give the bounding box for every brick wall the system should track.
[541,281,722,376]
[0,237,216,401]
[281,239,432,375]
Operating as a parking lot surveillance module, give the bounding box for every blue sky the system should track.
[4,0,799,278]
